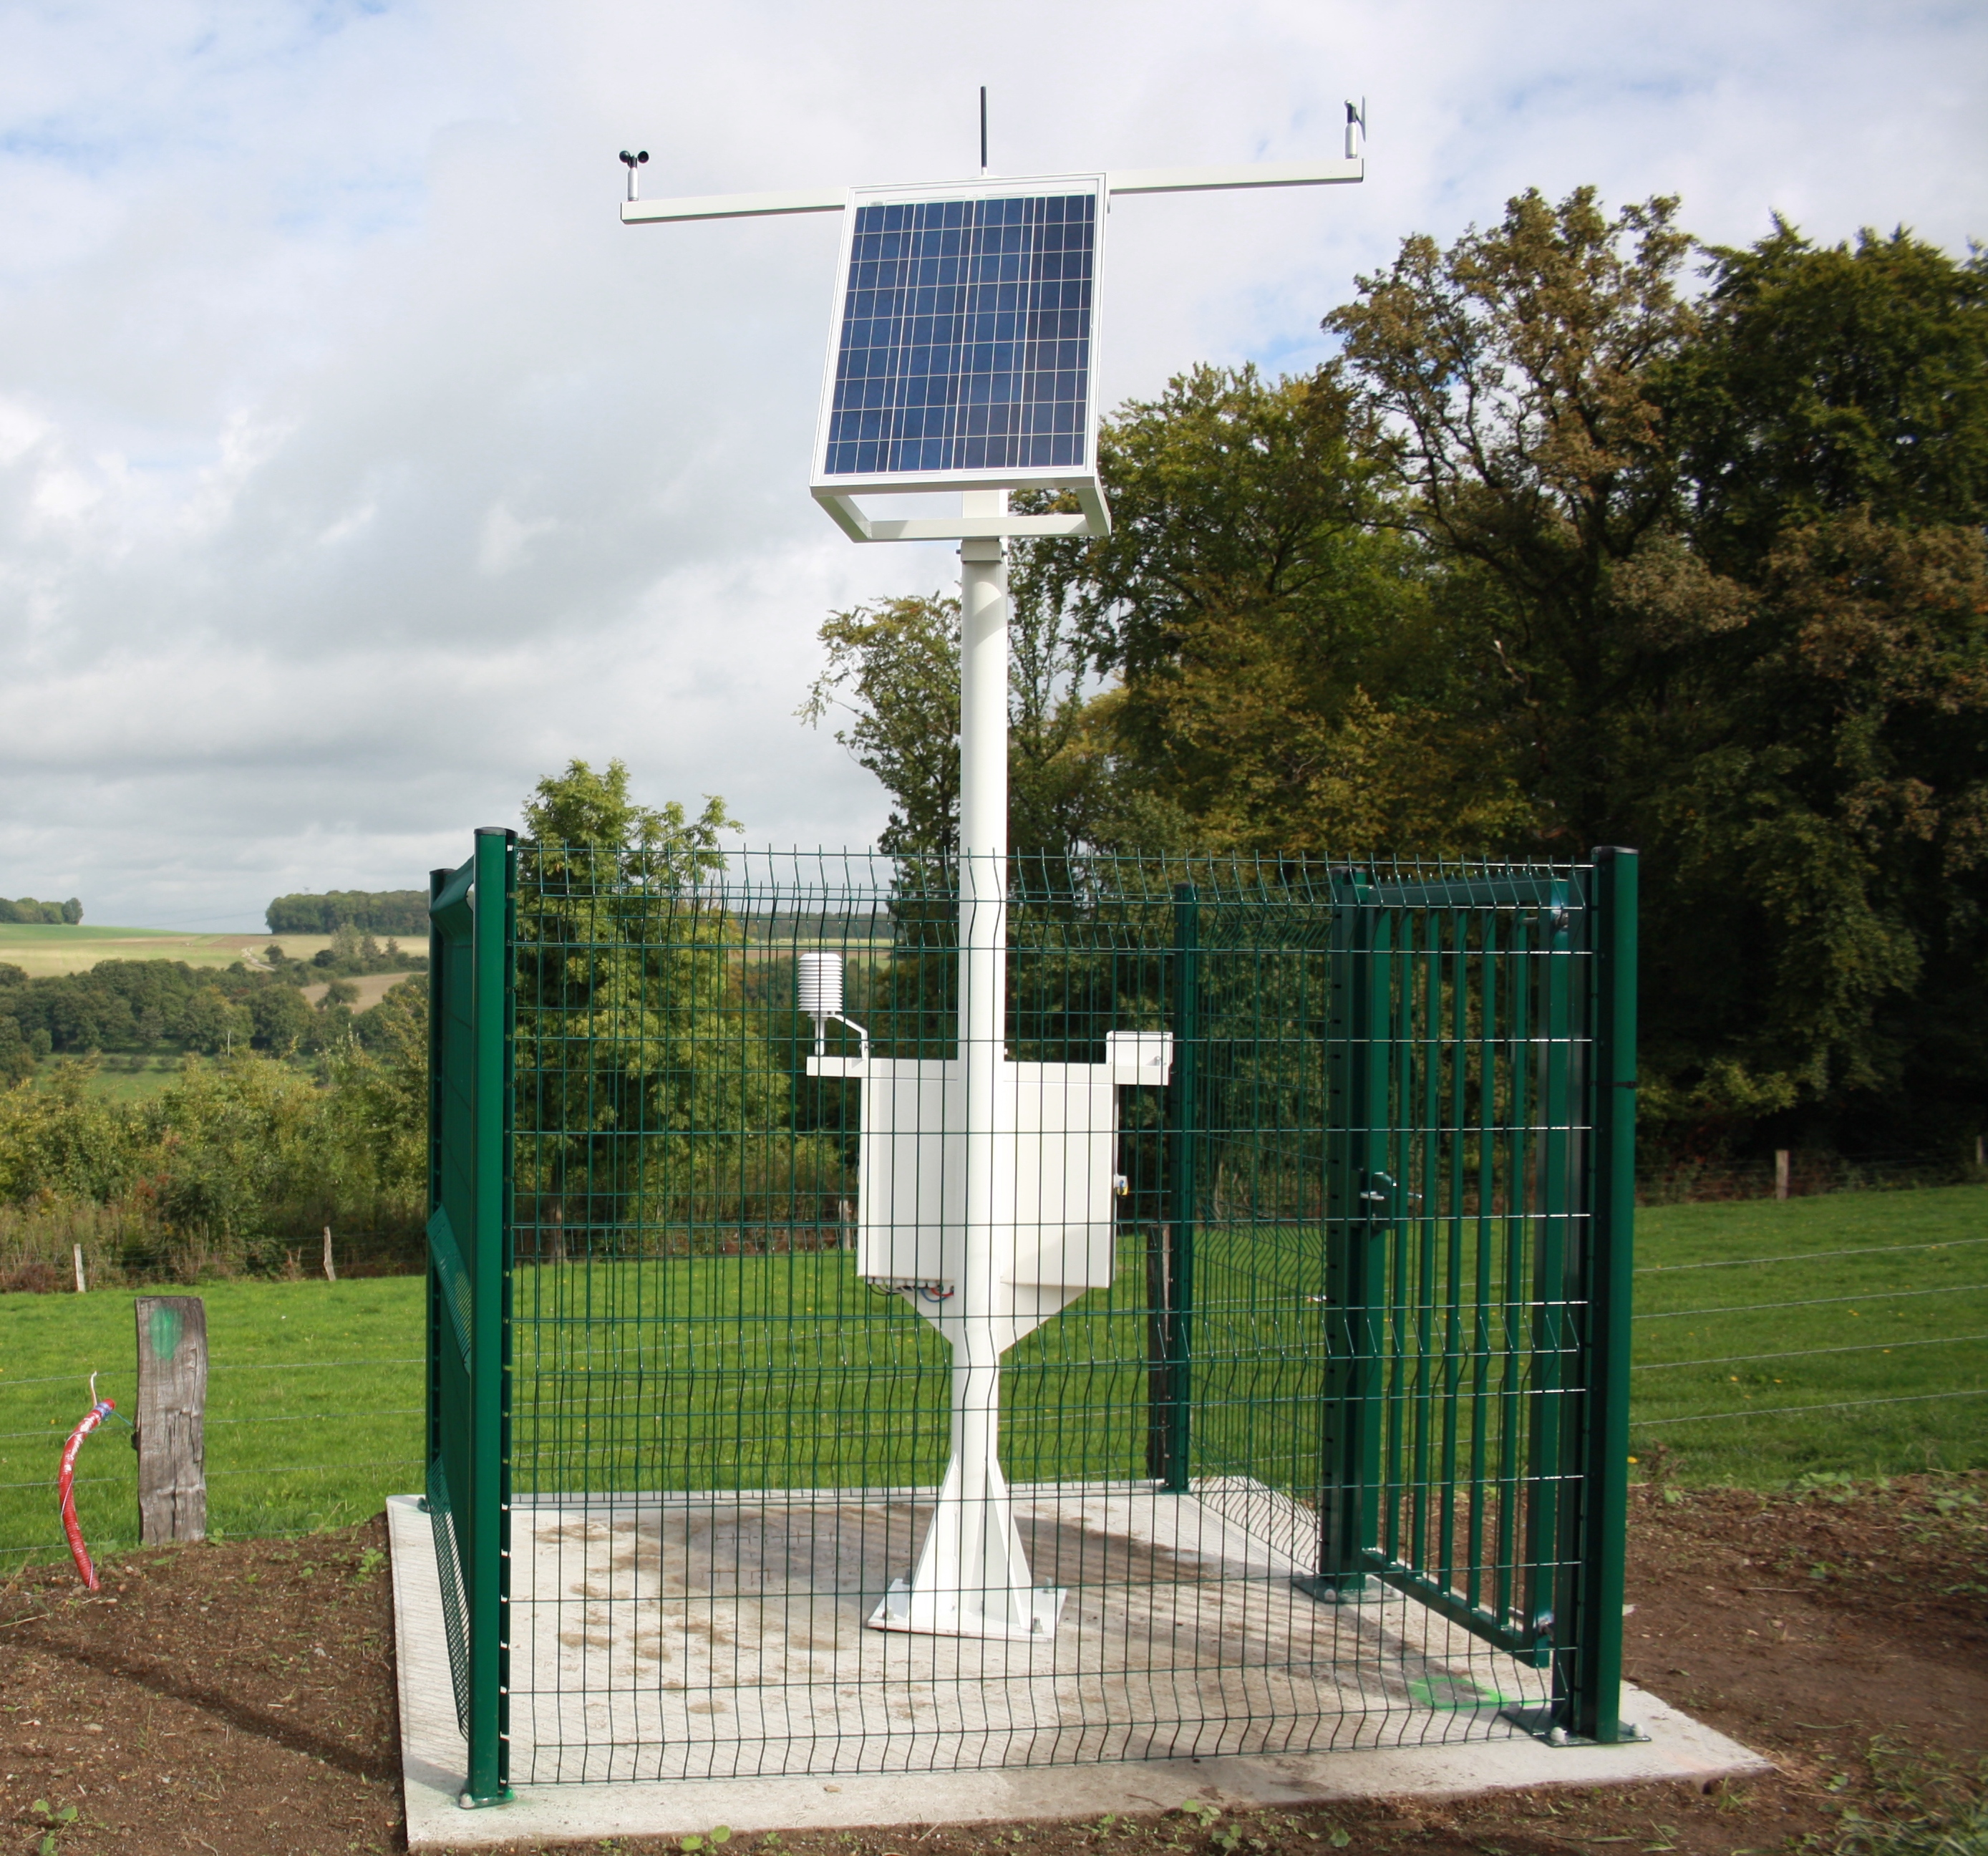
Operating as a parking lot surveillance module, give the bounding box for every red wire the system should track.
[58,1400,115,1591]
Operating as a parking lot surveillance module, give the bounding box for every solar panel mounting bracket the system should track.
[812,480,1110,543]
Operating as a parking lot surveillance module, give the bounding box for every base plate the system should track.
[1500,1705,1651,1746]
[868,1577,1069,1641]
[1291,1573,1380,1605]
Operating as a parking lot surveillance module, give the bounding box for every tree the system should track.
[800,599,962,856]
[800,594,1127,862]
[1327,195,1988,1140]
[266,889,427,935]
[522,757,739,879]
[1324,187,1700,850]
[248,985,314,1055]
[1016,363,1528,855]
[1666,224,1988,573]
[514,760,840,1250]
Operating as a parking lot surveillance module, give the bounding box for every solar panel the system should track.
[812,175,1105,493]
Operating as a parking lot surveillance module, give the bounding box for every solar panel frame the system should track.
[808,173,1108,501]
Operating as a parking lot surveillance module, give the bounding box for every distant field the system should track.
[0,1186,1979,1568]
[298,971,413,1010]
[0,924,335,977]
[62,1055,190,1103]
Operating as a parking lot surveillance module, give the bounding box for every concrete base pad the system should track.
[389,1496,1768,1850]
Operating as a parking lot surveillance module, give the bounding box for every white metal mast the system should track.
[619,103,1365,1640]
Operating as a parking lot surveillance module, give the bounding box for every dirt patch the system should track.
[0,1476,1980,1856]
[1,1519,400,1854]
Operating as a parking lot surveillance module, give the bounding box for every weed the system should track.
[30,1798,78,1855]
[1835,1739,1988,1856]
[352,1545,385,1583]
[682,1828,733,1852]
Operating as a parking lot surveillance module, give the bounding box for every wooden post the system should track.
[1774,1149,1790,1201]
[322,1225,337,1282]
[135,1296,208,1543]
[72,1244,86,1293]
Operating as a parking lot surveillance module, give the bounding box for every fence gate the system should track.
[424,844,1636,1795]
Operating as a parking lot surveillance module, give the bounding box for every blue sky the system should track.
[0,0,1983,929]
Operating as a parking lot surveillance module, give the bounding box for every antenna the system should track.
[1344,99,1366,161]
[979,86,988,175]
[619,148,649,203]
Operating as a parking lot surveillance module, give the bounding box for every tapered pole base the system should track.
[868,1358,1065,1640]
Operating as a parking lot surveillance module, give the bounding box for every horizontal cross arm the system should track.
[619,158,1364,226]
[621,187,845,224]
[1106,157,1364,195]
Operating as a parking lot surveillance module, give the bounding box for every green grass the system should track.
[0,1277,422,1572]
[2,1186,1980,1568]
[1631,1185,1987,1485]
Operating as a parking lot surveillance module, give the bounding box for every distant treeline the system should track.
[0,897,81,925]
[0,955,424,1085]
[266,889,427,935]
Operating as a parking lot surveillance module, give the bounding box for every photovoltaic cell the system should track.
[823,192,1096,478]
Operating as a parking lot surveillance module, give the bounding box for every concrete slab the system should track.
[389,1494,1769,1850]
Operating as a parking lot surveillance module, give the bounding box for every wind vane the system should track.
[615,96,1365,1643]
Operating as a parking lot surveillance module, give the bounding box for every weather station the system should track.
[394,80,1652,1827]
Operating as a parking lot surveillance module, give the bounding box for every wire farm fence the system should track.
[423,838,1640,1800]
[1624,1204,1988,1485]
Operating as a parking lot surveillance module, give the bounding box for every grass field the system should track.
[1,1186,1980,1569]
[1629,1184,1986,1484]
[0,1278,422,1570]
[0,923,334,977]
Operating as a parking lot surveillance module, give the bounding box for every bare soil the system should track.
[1,1474,1980,1856]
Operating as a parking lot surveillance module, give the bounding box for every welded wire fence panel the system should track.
[493,849,1628,1782]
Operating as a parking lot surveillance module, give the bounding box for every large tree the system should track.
[1017,362,1529,855]
[1323,186,1701,853]
[1324,192,1988,1141]
[1667,223,1988,572]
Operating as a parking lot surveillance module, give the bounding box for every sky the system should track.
[0,0,1983,931]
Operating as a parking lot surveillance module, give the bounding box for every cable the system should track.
[1635,1283,1985,1320]
[1635,1387,1987,1427]
[204,1459,422,1478]
[204,1409,422,1426]
[1,1408,423,1440]
[0,1358,419,1388]
[1634,1333,1988,1371]
[1637,1236,1988,1274]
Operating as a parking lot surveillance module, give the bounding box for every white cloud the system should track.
[0,0,1982,927]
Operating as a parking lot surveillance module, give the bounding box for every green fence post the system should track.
[1566,846,1638,1741]
[425,866,448,1513]
[1311,891,1388,1598]
[465,826,514,1805]
[1161,883,1200,1492]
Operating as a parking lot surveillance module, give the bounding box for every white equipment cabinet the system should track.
[808,1033,1173,1295]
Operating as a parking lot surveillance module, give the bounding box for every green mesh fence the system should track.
[425,841,1638,1793]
